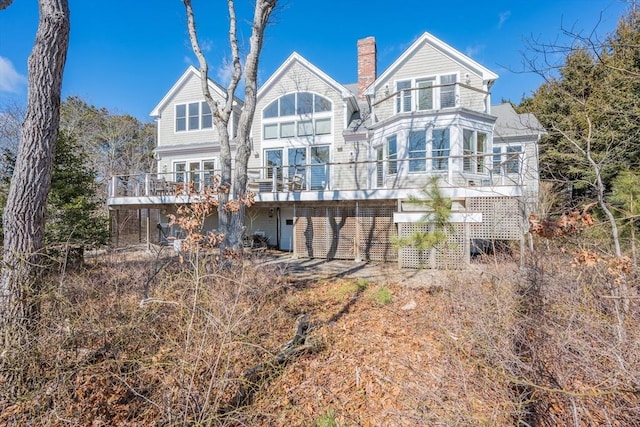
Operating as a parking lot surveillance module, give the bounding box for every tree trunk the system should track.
[183,0,276,257]
[0,0,70,399]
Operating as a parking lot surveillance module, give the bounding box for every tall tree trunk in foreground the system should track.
[183,0,277,255]
[0,0,70,399]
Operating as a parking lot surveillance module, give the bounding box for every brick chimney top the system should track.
[357,36,377,100]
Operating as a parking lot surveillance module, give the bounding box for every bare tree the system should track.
[182,0,277,254]
[0,0,70,398]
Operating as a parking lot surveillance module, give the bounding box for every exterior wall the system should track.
[244,207,279,247]
[250,60,353,190]
[367,110,496,192]
[370,39,488,123]
[157,73,222,148]
[493,136,540,214]
[155,72,241,178]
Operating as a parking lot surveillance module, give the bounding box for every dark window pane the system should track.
[314,95,331,112]
[297,92,313,115]
[280,94,295,116]
[263,100,279,118]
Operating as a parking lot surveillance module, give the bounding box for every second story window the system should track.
[396,80,412,113]
[262,92,333,140]
[175,101,214,132]
[417,78,435,110]
[440,74,457,108]
[394,74,459,113]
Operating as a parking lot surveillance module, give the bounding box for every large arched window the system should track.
[262,92,332,140]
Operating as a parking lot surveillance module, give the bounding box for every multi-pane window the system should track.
[310,146,330,190]
[173,159,215,188]
[262,92,333,139]
[408,131,426,172]
[188,103,199,130]
[492,145,522,174]
[264,146,330,190]
[175,102,213,132]
[493,147,503,173]
[506,146,522,174]
[175,105,187,132]
[387,135,398,174]
[265,149,283,179]
[440,74,457,108]
[432,128,450,171]
[417,78,435,110]
[396,80,412,113]
[394,74,457,113]
[201,102,212,129]
[463,129,487,173]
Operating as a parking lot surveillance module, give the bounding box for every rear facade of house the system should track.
[107,32,544,268]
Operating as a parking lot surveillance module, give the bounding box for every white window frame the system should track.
[175,102,214,133]
[261,92,333,140]
[463,129,488,174]
[393,72,460,114]
[431,128,450,171]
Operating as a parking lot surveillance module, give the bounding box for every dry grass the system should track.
[1,243,639,426]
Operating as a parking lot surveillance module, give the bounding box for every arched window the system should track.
[262,92,332,119]
[262,92,333,140]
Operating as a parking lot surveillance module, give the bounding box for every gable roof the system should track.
[257,52,357,101]
[149,65,241,118]
[364,32,499,96]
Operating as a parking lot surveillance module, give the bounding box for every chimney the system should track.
[357,36,377,100]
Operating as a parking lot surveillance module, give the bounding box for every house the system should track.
[106,32,544,268]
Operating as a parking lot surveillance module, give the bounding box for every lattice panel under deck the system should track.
[398,223,432,269]
[433,223,467,269]
[468,197,523,240]
[326,206,357,260]
[293,204,397,261]
[359,206,397,261]
[397,223,468,269]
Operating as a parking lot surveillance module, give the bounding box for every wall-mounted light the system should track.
[465,73,471,85]
[384,84,389,97]
[349,151,355,162]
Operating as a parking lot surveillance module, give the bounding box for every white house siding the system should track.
[371,40,488,122]
[244,207,279,246]
[250,60,350,188]
[156,73,222,148]
[155,72,242,176]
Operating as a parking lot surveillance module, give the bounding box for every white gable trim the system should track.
[365,32,499,96]
[258,52,356,100]
[149,65,233,118]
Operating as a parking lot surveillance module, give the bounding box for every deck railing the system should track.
[107,151,528,199]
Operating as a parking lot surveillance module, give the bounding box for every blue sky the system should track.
[0,0,629,123]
